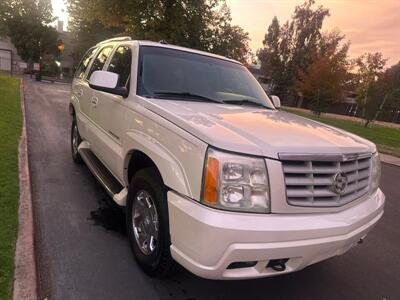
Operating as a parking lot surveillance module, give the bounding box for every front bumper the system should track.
[168,189,385,280]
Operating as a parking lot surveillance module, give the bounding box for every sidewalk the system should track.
[285,107,400,129]
[381,154,400,167]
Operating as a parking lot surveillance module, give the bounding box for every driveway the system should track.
[24,79,400,300]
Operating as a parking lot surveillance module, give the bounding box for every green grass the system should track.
[0,75,21,300]
[285,108,400,157]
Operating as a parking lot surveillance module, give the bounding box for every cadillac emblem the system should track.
[332,172,348,194]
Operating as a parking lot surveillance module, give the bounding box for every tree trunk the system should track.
[362,83,370,126]
[296,95,303,108]
[371,88,400,124]
[371,93,389,124]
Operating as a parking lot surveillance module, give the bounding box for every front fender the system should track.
[124,130,193,198]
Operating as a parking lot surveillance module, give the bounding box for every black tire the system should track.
[71,117,83,164]
[126,167,177,277]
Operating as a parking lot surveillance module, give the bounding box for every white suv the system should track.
[69,37,384,279]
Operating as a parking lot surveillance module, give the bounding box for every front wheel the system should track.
[126,168,177,277]
[71,117,82,164]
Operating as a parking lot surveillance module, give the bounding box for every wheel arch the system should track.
[123,132,193,199]
[126,150,160,184]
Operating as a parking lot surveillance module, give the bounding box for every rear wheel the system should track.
[126,168,176,277]
[71,117,82,164]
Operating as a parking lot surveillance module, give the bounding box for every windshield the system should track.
[137,46,274,109]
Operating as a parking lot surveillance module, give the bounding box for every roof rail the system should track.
[96,36,132,45]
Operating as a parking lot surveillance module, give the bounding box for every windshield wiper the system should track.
[151,92,223,103]
[222,99,273,109]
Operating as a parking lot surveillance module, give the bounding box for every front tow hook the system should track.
[267,259,289,272]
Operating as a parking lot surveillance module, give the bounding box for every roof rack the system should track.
[96,36,132,45]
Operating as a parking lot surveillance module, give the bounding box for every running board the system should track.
[79,146,125,202]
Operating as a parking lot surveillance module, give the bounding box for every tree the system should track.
[6,18,58,62]
[204,3,250,63]
[359,61,400,126]
[295,31,350,115]
[66,0,132,64]
[257,17,286,93]
[68,19,121,64]
[0,0,57,64]
[354,52,388,126]
[66,0,250,63]
[0,1,8,36]
[258,0,330,100]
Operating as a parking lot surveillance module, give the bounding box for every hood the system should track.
[143,99,375,159]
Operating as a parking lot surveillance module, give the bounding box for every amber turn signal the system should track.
[204,156,219,204]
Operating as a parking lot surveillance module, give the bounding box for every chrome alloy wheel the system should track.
[72,124,79,155]
[132,190,159,255]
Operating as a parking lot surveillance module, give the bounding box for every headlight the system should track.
[370,152,381,193]
[201,148,270,213]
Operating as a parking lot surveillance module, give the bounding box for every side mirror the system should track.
[89,70,128,98]
[270,95,281,109]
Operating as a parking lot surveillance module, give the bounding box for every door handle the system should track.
[76,88,83,97]
[91,97,99,107]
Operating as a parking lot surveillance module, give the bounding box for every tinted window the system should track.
[107,46,132,88]
[75,47,97,79]
[137,46,273,108]
[87,46,113,80]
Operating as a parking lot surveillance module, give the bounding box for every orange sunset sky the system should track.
[226,0,400,66]
[52,0,400,66]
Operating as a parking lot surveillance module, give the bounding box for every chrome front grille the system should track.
[280,153,372,207]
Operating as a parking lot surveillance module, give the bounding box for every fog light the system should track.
[227,261,257,269]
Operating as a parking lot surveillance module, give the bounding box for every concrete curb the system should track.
[13,79,37,300]
[380,154,400,167]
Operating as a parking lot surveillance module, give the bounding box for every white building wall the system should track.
[0,37,26,74]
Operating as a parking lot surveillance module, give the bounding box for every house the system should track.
[0,37,26,74]
[247,64,273,93]
[247,64,272,94]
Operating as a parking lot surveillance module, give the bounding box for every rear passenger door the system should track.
[83,45,114,146]
[90,44,132,178]
[72,47,97,140]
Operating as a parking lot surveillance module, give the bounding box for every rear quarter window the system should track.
[74,47,97,79]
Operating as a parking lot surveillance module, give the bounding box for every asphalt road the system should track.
[25,78,400,300]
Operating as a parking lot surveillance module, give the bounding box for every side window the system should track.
[107,46,132,88]
[86,46,113,80]
[75,47,97,79]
